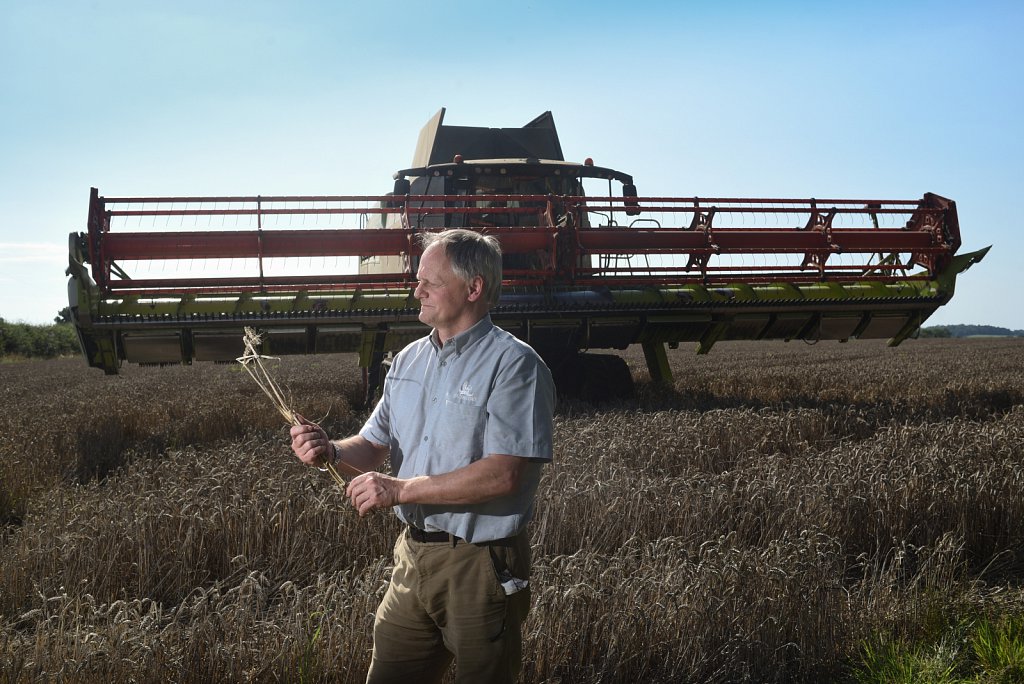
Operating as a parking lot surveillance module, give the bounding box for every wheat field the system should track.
[1,337,1023,683]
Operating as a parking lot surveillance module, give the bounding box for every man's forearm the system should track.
[332,435,389,476]
[397,454,526,506]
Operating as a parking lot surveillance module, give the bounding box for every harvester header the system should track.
[67,108,987,398]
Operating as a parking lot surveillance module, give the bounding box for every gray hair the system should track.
[419,229,503,306]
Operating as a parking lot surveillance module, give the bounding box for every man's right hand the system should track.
[289,414,333,468]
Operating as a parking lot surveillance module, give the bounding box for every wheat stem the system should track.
[237,327,351,490]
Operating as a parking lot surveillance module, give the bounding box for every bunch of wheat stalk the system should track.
[237,327,348,489]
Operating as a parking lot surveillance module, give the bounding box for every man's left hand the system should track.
[346,472,403,517]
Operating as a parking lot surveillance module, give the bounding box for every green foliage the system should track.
[0,317,79,358]
[54,306,73,324]
[934,324,1024,338]
[855,636,962,684]
[921,326,953,338]
[299,612,326,684]
[853,595,970,684]
[971,614,1024,682]
[853,613,1024,684]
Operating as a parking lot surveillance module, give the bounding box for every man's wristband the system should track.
[317,441,339,472]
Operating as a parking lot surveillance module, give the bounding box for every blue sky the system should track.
[2,0,1021,328]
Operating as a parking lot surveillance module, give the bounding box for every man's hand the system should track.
[289,414,333,467]
[346,472,404,517]
[344,455,528,517]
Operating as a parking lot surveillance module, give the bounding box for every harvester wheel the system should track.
[551,352,634,402]
[362,357,392,408]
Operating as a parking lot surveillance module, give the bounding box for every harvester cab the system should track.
[66,108,988,402]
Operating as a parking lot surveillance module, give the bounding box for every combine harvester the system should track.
[67,108,987,401]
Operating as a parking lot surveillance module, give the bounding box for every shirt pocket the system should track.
[436,399,487,460]
[383,375,422,445]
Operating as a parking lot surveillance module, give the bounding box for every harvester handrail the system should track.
[82,189,960,296]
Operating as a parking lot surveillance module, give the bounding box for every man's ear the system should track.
[466,275,485,302]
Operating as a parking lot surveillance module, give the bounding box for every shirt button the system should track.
[423,436,429,442]
[441,361,446,367]
[432,397,437,403]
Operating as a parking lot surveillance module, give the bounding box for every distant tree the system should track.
[942,324,1022,338]
[919,326,952,338]
[54,307,73,324]
[0,319,78,358]
[0,320,30,356]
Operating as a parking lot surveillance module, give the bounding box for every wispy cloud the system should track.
[0,243,66,263]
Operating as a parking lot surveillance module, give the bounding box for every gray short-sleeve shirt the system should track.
[359,315,555,543]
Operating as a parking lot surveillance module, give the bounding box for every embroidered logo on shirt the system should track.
[457,382,475,401]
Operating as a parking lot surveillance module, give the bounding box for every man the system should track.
[290,228,555,683]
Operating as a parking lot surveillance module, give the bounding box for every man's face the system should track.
[414,243,475,337]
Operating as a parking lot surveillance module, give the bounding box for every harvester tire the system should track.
[553,352,635,402]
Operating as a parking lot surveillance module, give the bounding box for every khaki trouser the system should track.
[366,528,532,684]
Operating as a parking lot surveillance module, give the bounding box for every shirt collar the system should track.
[429,314,494,355]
